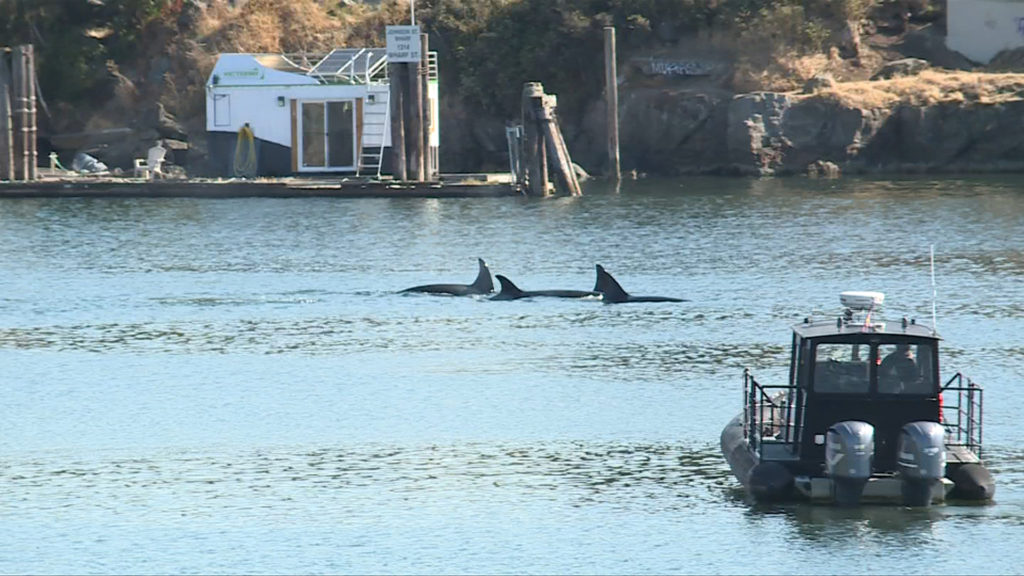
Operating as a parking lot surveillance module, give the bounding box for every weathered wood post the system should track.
[421,33,434,181]
[406,43,425,182]
[0,50,13,181]
[11,45,28,180]
[521,82,548,196]
[538,93,582,197]
[389,61,407,181]
[604,27,620,181]
[25,44,36,180]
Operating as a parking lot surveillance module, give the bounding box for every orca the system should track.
[491,274,601,301]
[400,258,494,296]
[594,264,687,303]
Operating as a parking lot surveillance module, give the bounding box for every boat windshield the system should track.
[812,341,936,395]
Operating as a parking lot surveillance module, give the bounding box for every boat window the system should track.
[813,343,870,394]
[878,342,936,395]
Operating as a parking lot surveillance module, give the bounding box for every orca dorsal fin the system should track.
[594,264,629,303]
[494,274,526,299]
[471,258,494,293]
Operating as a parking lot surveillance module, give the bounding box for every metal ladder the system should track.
[358,85,390,178]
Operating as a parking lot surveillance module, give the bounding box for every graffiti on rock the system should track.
[637,58,715,77]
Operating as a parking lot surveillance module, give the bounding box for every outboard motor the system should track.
[825,421,875,506]
[897,421,947,507]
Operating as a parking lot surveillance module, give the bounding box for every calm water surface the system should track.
[1,176,1023,574]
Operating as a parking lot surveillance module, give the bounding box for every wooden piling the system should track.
[421,34,434,181]
[25,44,36,180]
[521,82,548,196]
[538,93,581,197]
[11,45,28,181]
[520,82,581,196]
[389,62,407,181]
[406,49,425,182]
[0,51,13,181]
[604,27,621,181]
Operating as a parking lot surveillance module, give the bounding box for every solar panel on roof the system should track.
[310,48,387,80]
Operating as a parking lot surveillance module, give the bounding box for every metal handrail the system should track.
[367,51,390,82]
[744,369,799,457]
[333,48,367,82]
[942,372,984,459]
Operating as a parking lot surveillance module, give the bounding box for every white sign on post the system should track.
[386,25,422,63]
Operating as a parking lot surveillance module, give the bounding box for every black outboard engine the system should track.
[897,421,947,507]
[825,421,875,506]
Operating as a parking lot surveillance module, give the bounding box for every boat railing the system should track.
[744,369,800,458]
[941,372,984,459]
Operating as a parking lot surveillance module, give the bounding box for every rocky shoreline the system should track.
[25,1,1024,181]
[440,21,1024,179]
[586,83,1024,178]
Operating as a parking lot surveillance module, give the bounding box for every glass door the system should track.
[301,102,326,168]
[327,101,354,168]
[299,100,356,171]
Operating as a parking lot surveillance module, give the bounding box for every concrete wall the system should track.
[947,0,1024,63]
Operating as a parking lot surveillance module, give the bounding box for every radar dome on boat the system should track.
[840,291,884,311]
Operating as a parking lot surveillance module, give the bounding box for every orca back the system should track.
[594,264,631,303]
[469,258,494,293]
[400,258,494,295]
[492,275,528,300]
[594,264,686,303]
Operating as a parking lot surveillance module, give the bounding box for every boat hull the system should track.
[721,412,992,505]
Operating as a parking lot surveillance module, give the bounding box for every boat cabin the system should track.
[724,291,993,506]
[786,309,941,474]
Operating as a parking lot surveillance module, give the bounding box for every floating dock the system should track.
[0,173,520,199]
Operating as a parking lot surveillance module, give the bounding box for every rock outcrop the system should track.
[567,85,1024,177]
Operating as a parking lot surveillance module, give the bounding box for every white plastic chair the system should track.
[134,143,167,179]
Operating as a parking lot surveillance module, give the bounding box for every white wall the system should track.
[206,54,372,147]
[947,0,1024,63]
[206,83,370,147]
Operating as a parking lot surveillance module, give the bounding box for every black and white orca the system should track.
[400,258,494,296]
[491,274,601,301]
[594,264,687,303]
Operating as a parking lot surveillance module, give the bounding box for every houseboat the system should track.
[205,48,438,178]
[721,291,995,506]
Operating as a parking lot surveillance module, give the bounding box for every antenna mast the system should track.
[930,244,937,333]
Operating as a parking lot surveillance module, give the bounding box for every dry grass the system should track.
[733,52,841,92]
[161,0,409,133]
[202,0,346,53]
[808,69,1024,108]
[198,0,409,55]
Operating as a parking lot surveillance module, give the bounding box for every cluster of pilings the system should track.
[505,27,621,196]
[0,45,37,181]
[514,82,581,197]
[388,33,436,182]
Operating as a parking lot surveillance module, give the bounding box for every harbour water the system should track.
[1,176,1022,574]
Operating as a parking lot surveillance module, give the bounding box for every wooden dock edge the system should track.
[0,175,522,199]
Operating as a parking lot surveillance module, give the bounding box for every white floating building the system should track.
[205,48,438,177]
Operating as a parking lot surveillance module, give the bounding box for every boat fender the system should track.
[948,463,996,501]
[897,421,947,507]
[826,421,874,506]
[747,461,794,502]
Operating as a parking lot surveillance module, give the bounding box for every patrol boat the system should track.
[721,291,995,506]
